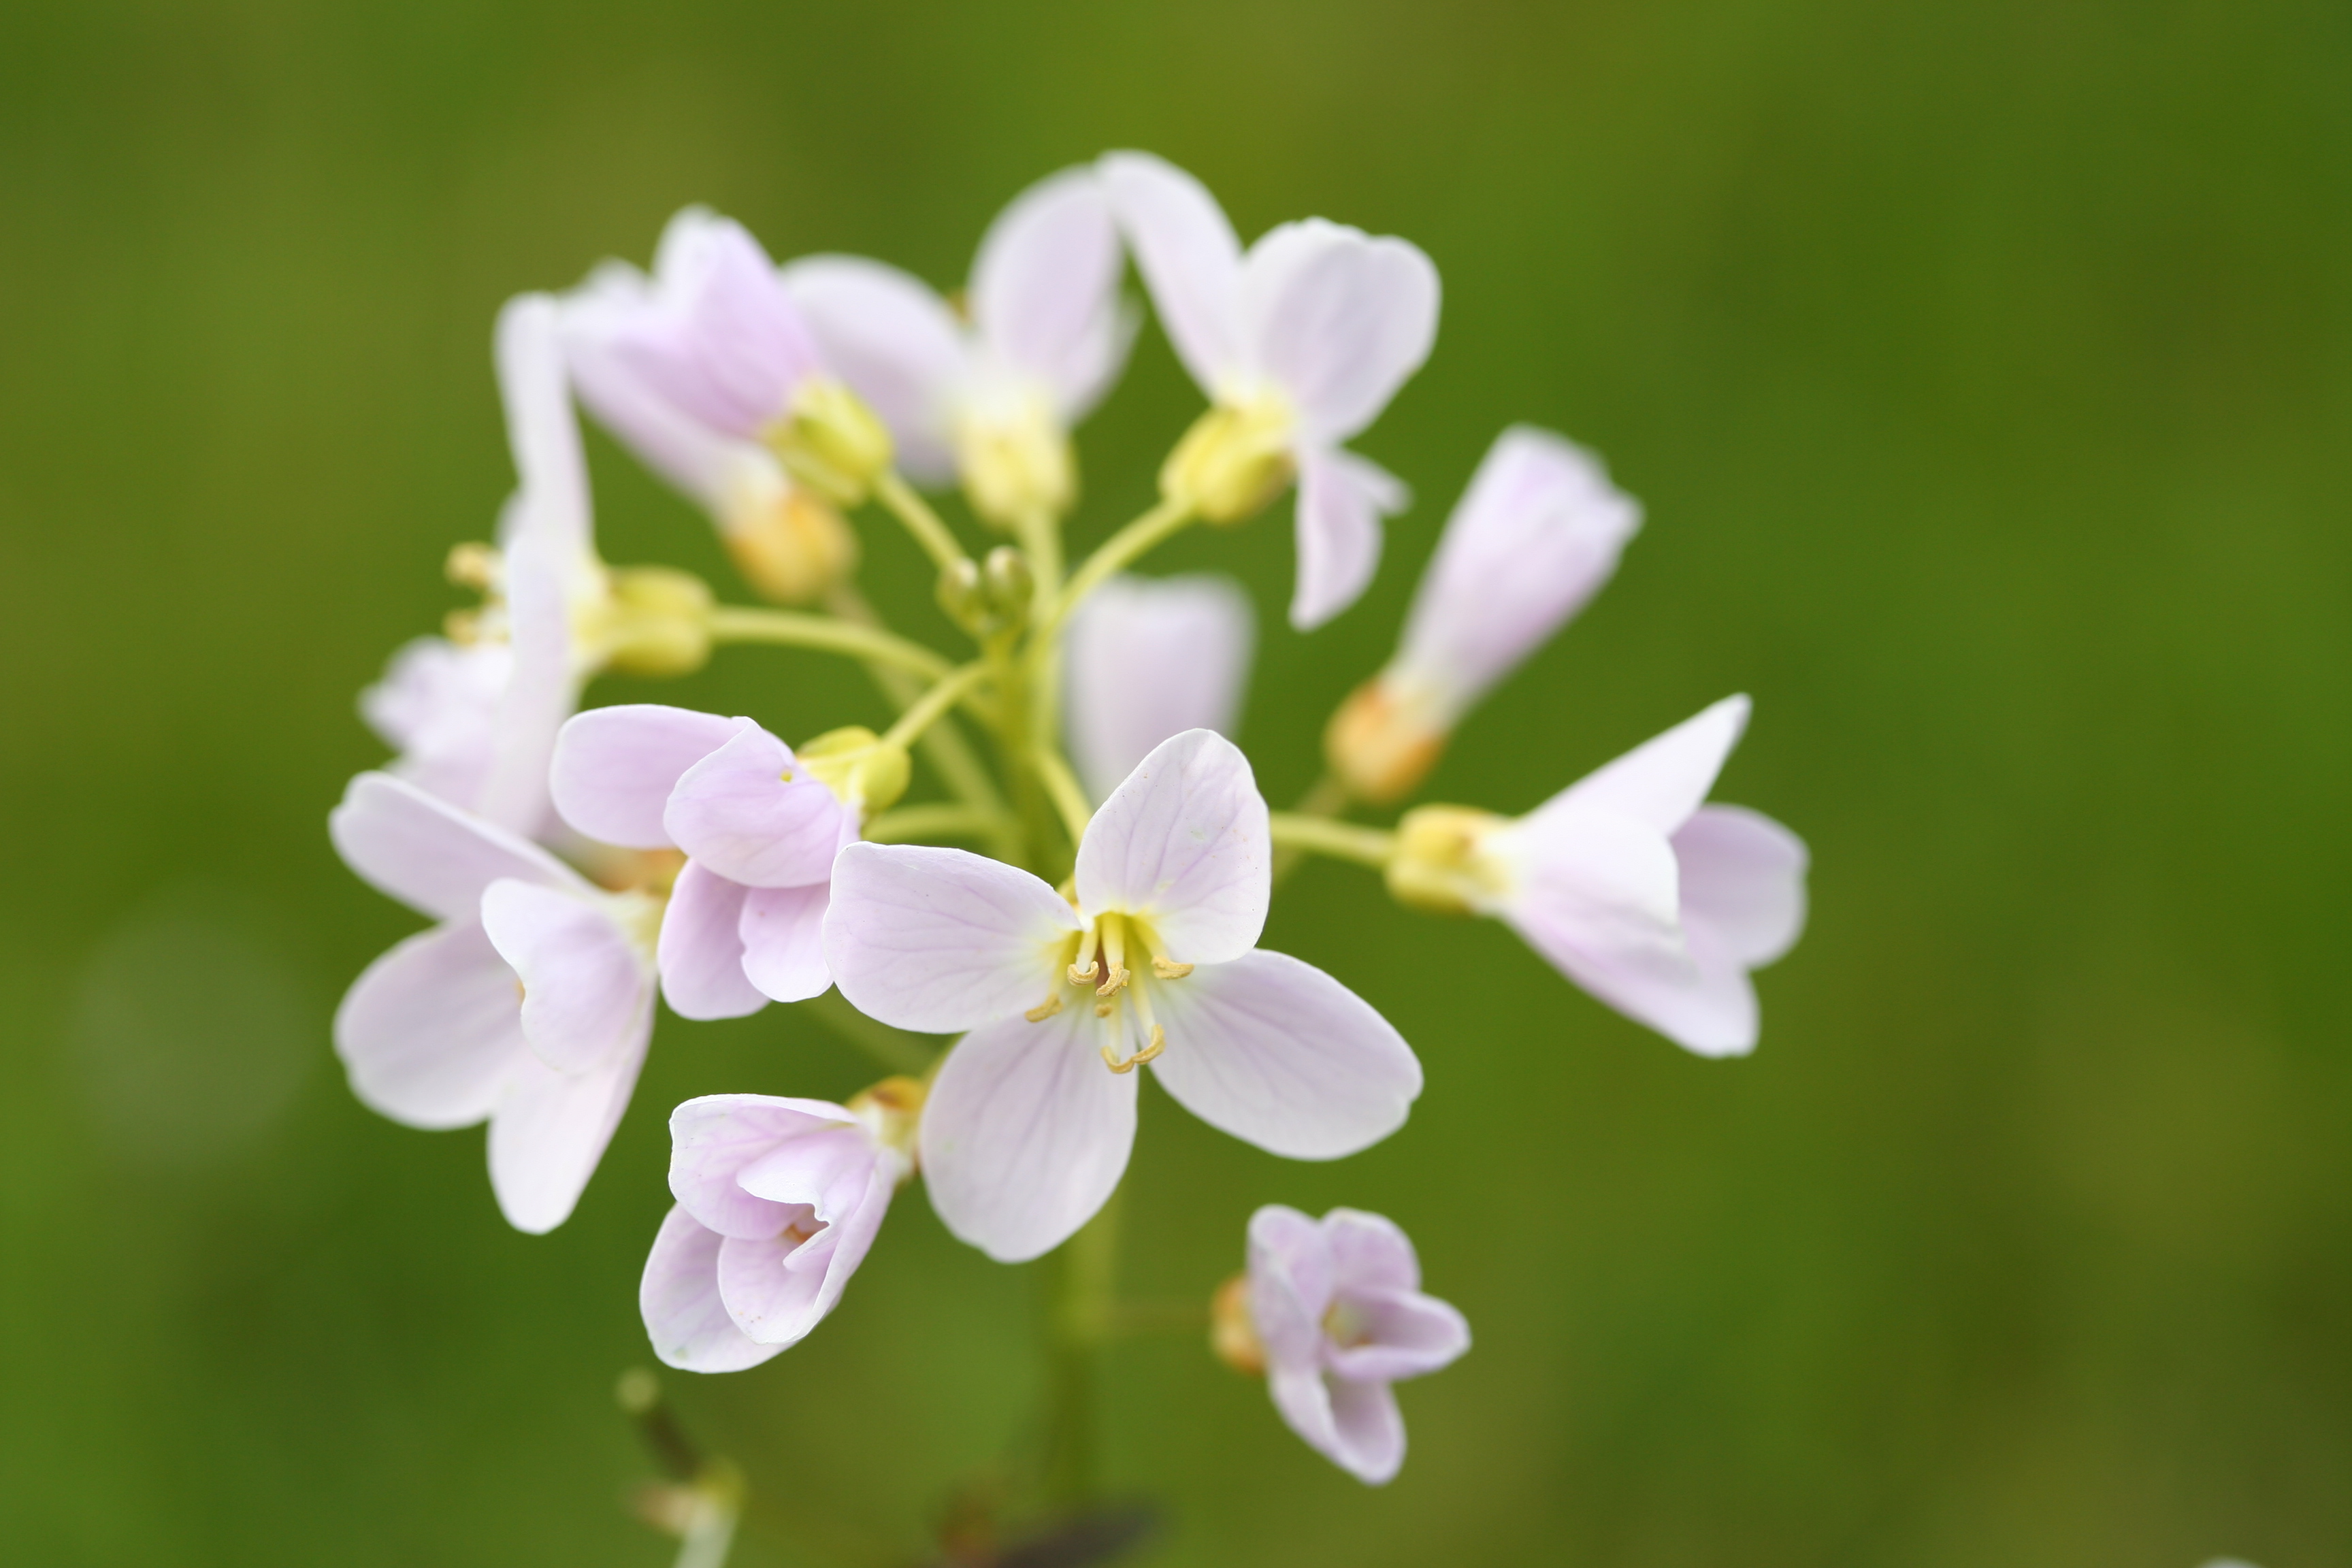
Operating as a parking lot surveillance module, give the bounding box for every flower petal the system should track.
[475,528,577,839]
[740,881,833,1002]
[487,998,651,1233]
[640,1204,785,1373]
[615,208,821,436]
[1147,949,1420,1159]
[1321,1207,1421,1295]
[1267,1367,1345,1472]
[1097,151,1245,393]
[668,1094,855,1239]
[824,843,1082,1032]
[918,1005,1138,1262]
[717,1159,892,1349]
[664,723,846,889]
[495,293,593,564]
[1675,804,1810,968]
[782,254,966,481]
[1324,1288,1471,1385]
[333,918,528,1129]
[658,860,767,1022]
[1241,219,1439,446]
[330,771,582,923]
[564,266,763,511]
[480,879,649,1073]
[1247,1204,1333,1368]
[1063,574,1255,804]
[971,165,1133,422]
[360,636,509,812]
[1551,695,1750,835]
[551,706,745,849]
[1073,730,1269,962]
[1324,1375,1408,1484]
[1291,446,1405,631]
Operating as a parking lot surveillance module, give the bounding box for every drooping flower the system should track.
[562,209,897,605]
[329,770,658,1232]
[549,704,899,1017]
[1326,426,1642,803]
[1212,1205,1470,1485]
[1062,573,1255,802]
[639,1080,921,1372]
[1384,696,1808,1057]
[1098,150,1439,630]
[823,730,1422,1262]
[784,167,1134,529]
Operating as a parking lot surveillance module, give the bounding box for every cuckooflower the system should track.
[1098,150,1439,630]
[1385,696,1808,1057]
[1327,426,1642,802]
[329,771,658,1232]
[549,704,894,1017]
[1215,1205,1470,1485]
[639,1081,920,1372]
[783,166,1134,529]
[1062,573,1255,802]
[823,730,1422,1262]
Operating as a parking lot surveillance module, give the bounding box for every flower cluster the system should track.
[331,152,1806,1504]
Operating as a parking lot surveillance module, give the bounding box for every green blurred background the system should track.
[4,0,2349,1563]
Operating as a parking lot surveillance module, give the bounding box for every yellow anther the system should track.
[445,541,500,591]
[443,607,486,646]
[1067,960,1100,987]
[1151,958,1194,980]
[1094,998,1115,1018]
[1099,1025,1166,1075]
[1025,993,1064,1023]
[1097,915,1130,995]
[1095,964,1130,998]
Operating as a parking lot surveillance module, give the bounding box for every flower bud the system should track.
[1384,804,1509,915]
[1324,672,1450,805]
[982,545,1034,627]
[1209,1272,1266,1376]
[1159,395,1298,525]
[768,378,895,506]
[956,398,1075,529]
[796,725,911,817]
[602,566,714,678]
[934,555,989,631]
[723,489,859,606]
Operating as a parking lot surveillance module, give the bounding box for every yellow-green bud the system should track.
[1324,673,1451,805]
[768,378,894,506]
[796,725,911,817]
[723,489,859,606]
[1209,1273,1266,1376]
[601,566,714,678]
[956,399,1075,529]
[982,545,1034,626]
[1159,394,1298,525]
[1384,804,1509,915]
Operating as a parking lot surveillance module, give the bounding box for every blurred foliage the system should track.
[3,0,2349,1563]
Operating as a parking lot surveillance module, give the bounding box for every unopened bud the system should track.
[935,556,988,632]
[1160,394,1298,525]
[1209,1273,1266,1376]
[796,725,911,817]
[768,378,894,506]
[601,566,714,678]
[956,398,1075,529]
[983,545,1034,625]
[1384,804,1509,915]
[1324,674,1450,804]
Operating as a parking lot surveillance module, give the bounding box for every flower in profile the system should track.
[1062,572,1255,802]
[640,1081,920,1372]
[563,210,885,604]
[329,770,657,1232]
[1384,696,1808,1056]
[1326,426,1642,803]
[1213,1205,1469,1484]
[824,730,1422,1262]
[1098,150,1439,630]
[784,166,1134,529]
[549,704,897,1016]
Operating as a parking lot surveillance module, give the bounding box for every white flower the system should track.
[1062,573,1255,802]
[783,166,1134,527]
[1099,151,1439,630]
[822,730,1422,1262]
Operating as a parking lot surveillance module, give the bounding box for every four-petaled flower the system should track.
[824,730,1423,1261]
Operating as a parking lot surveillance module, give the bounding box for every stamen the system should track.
[1152,958,1194,979]
[1096,914,1131,997]
[1100,1024,1166,1075]
[1025,992,1063,1023]
[1067,921,1101,987]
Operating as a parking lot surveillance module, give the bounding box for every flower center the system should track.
[1025,911,1195,1073]
[1322,1298,1371,1349]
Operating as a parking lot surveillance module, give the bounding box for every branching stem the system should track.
[1036,494,1194,646]
[1267,812,1398,868]
[705,605,951,683]
[881,662,991,751]
[872,470,970,573]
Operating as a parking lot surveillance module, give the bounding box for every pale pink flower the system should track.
[1243,1205,1469,1484]
[823,730,1422,1262]
[640,1091,914,1372]
[1062,573,1255,802]
[783,166,1134,526]
[329,771,656,1232]
[549,704,858,1017]
[1098,151,1439,630]
[1390,696,1808,1057]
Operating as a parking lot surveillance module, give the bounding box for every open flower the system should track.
[824,730,1422,1262]
[1385,696,1808,1056]
[550,704,894,1017]
[1098,151,1439,630]
[1062,573,1255,802]
[1326,426,1642,802]
[563,209,883,603]
[1216,1205,1470,1484]
[783,166,1134,528]
[329,770,657,1232]
[640,1081,919,1372]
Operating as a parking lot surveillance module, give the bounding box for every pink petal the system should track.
[1322,1207,1421,1295]
[1267,1367,1345,1471]
[739,881,833,1002]
[657,861,766,1022]
[1324,1375,1407,1484]
[333,919,528,1130]
[640,1204,785,1373]
[330,771,582,924]
[823,844,1082,1033]
[1291,446,1405,631]
[487,1000,651,1233]
[1550,695,1751,835]
[1147,949,1420,1160]
[1324,1287,1471,1385]
[668,1094,855,1239]
[782,255,966,481]
[619,208,821,436]
[1073,730,1269,963]
[477,525,578,839]
[360,636,509,812]
[1675,804,1810,968]
[970,165,1132,422]
[564,268,760,511]
[494,293,593,564]
[480,879,650,1073]
[717,1161,894,1347]
[1097,151,1245,394]
[1063,573,1255,804]
[1246,1204,1333,1368]
[664,723,846,889]
[736,1124,877,1215]
[1241,219,1438,446]
[917,1005,1137,1262]
[551,706,745,849]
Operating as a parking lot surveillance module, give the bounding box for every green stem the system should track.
[1035,495,1194,645]
[1043,1185,1122,1511]
[880,662,991,751]
[861,802,1015,845]
[1013,506,1068,745]
[872,470,970,574]
[1266,812,1398,868]
[1270,773,1352,885]
[1034,747,1094,845]
[704,605,951,683]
